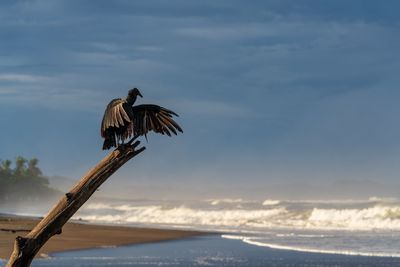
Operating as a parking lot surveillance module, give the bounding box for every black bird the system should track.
[101,88,183,150]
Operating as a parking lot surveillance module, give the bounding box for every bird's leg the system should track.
[117,138,126,150]
[121,139,127,149]
[127,134,141,146]
[116,135,140,151]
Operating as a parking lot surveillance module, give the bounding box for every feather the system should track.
[160,114,183,133]
[163,126,171,136]
[112,107,119,127]
[116,105,125,126]
[120,105,130,122]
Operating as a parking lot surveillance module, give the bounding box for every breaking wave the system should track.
[79,200,400,231]
[262,199,281,206]
[81,204,288,228]
[307,206,400,230]
[75,198,400,258]
[207,198,245,206]
[222,235,400,258]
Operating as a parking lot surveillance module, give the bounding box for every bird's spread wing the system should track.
[101,98,131,137]
[129,104,183,137]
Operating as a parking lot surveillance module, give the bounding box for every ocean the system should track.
[14,235,400,267]
[2,197,400,266]
[74,197,400,257]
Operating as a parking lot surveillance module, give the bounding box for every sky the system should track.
[1,0,400,199]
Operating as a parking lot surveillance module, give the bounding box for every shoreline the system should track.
[222,234,400,258]
[0,215,206,260]
[11,235,400,267]
[2,215,400,266]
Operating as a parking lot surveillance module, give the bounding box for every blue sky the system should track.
[1,1,400,198]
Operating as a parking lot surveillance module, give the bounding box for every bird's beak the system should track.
[138,91,143,98]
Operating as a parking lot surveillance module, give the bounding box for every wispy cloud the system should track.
[0,56,27,67]
[90,42,163,53]
[170,98,254,118]
[0,74,50,83]
[175,24,273,40]
[0,87,18,95]
[0,86,107,112]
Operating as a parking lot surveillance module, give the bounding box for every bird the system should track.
[101,88,183,150]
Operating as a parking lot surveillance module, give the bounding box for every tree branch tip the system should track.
[126,134,140,145]
[131,140,141,148]
[136,146,146,153]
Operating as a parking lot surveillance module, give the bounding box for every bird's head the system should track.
[128,88,143,98]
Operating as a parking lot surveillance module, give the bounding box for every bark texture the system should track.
[6,141,145,267]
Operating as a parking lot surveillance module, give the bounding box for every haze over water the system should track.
[1,0,400,266]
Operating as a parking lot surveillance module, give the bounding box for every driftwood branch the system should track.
[6,140,145,267]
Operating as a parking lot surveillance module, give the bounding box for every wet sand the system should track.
[0,215,203,259]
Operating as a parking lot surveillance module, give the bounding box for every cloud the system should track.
[0,87,18,95]
[90,42,163,53]
[0,56,27,67]
[0,74,49,82]
[0,0,400,189]
[175,24,274,40]
[0,82,107,112]
[171,98,254,118]
[69,52,127,65]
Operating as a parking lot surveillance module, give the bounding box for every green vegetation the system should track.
[0,156,58,202]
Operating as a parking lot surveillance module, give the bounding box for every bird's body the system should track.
[101,88,182,150]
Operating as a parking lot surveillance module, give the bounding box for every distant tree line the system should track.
[0,156,59,202]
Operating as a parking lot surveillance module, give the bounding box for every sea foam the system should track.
[75,198,400,258]
[79,199,400,231]
[221,235,400,258]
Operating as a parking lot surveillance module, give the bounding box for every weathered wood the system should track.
[6,141,145,267]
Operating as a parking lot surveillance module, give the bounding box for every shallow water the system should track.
[1,236,398,267]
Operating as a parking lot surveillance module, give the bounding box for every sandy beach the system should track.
[0,215,203,260]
